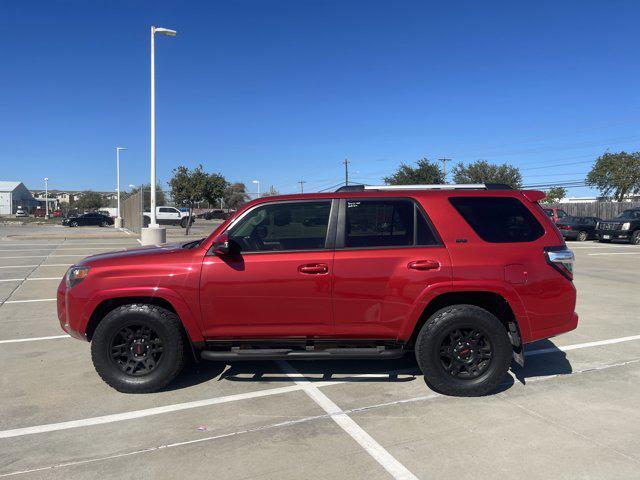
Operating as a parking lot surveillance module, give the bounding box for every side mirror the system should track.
[212,234,232,255]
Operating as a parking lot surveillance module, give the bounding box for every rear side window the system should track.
[450,197,544,243]
[344,199,438,248]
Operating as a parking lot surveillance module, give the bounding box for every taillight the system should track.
[544,246,574,281]
[558,225,572,230]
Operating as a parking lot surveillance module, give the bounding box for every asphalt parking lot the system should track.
[0,229,639,479]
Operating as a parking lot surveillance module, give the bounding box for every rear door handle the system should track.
[408,260,440,271]
[298,263,329,274]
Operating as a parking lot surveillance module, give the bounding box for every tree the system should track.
[74,191,104,212]
[383,158,445,185]
[223,183,250,212]
[451,160,523,188]
[542,186,567,204]
[169,165,226,235]
[586,151,640,201]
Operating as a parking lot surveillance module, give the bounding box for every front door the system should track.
[332,198,452,338]
[199,200,336,338]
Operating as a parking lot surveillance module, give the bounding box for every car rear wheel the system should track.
[100,220,109,227]
[70,221,78,227]
[415,305,512,397]
[91,304,185,393]
[577,230,588,242]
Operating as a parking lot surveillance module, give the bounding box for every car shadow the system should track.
[174,339,572,395]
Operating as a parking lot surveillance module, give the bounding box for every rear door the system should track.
[332,198,452,339]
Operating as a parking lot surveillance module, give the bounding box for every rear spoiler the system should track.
[521,190,546,203]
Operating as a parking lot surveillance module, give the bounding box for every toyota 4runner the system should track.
[58,184,578,397]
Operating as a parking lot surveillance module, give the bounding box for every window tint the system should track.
[543,209,554,217]
[557,210,568,218]
[159,207,173,213]
[229,201,331,252]
[344,200,437,248]
[450,197,544,243]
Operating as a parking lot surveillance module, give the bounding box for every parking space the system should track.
[0,233,639,479]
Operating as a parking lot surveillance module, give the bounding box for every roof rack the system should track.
[335,183,513,192]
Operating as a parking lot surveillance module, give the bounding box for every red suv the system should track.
[58,184,577,397]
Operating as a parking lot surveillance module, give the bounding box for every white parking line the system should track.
[0,278,60,283]
[0,265,41,269]
[0,335,70,345]
[0,333,638,441]
[588,252,640,256]
[526,334,640,356]
[279,360,419,480]
[3,298,57,304]
[0,248,126,252]
[0,279,22,283]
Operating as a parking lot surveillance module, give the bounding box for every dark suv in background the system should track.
[596,208,640,244]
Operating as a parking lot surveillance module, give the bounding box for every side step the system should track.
[201,347,405,362]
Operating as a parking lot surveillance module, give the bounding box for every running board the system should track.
[200,347,405,361]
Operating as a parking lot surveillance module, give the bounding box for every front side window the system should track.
[344,199,437,248]
[228,201,331,252]
[450,197,544,243]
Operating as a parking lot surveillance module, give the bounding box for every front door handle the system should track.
[298,263,329,275]
[408,260,440,271]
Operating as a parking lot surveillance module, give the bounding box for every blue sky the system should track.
[1,0,639,196]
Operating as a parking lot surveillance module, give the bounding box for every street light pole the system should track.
[44,177,49,219]
[115,147,126,228]
[142,25,177,246]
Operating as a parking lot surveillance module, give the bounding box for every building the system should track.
[0,181,38,215]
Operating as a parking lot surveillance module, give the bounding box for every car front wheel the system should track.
[415,305,512,397]
[91,304,185,393]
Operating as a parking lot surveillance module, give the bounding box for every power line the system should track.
[343,159,350,186]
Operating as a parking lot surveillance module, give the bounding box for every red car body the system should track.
[58,189,577,352]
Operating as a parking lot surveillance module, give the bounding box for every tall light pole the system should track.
[115,147,126,228]
[142,25,177,245]
[44,177,49,219]
[252,180,260,198]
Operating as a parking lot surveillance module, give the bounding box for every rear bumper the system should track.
[527,312,579,344]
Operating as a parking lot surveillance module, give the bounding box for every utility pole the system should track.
[343,159,350,186]
[298,180,306,193]
[438,157,452,179]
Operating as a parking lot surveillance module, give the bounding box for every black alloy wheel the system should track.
[109,324,164,376]
[438,327,492,379]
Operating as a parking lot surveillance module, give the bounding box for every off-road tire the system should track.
[415,305,512,397]
[91,304,185,393]
[577,230,588,242]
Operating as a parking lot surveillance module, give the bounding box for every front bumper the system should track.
[57,279,88,341]
[596,229,630,241]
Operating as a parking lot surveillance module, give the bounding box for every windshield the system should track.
[616,210,640,220]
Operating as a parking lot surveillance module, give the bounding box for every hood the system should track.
[78,241,190,266]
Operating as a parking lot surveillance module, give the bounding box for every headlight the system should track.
[66,266,90,288]
[622,222,631,230]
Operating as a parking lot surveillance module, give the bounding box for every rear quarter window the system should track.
[450,197,545,243]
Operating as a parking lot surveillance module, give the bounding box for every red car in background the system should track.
[543,207,569,223]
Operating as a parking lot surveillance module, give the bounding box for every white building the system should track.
[0,181,38,215]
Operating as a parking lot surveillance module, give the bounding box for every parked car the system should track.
[15,208,28,218]
[34,208,46,218]
[543,207,569,223]
[595,208,640,244]
[203,209,229,220]
[58,184,577,397]
[52,210,64,218]
[556,216,601,241]
[63,212,114,227]
[142,206,194,228]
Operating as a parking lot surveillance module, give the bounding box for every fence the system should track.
[122,190,143,234]
[548,202,640,219]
